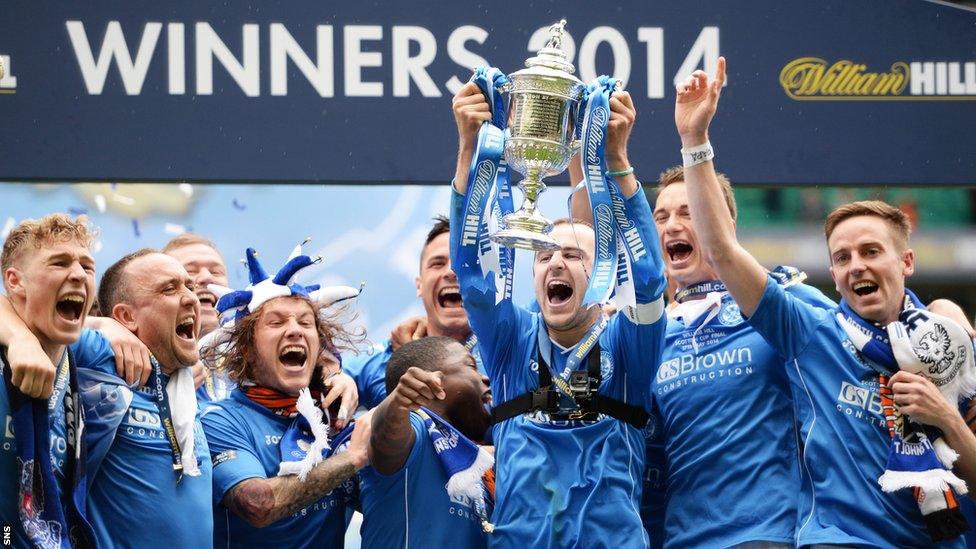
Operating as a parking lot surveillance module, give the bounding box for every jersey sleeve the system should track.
[606,307,667,389]
[70,329,118,376]
[200,405,267,503]
[449,185,532,380]
[617,185,667,308]
[786,282,837,311]
[369,412,427,478]
[606,187,667,385]
[747,275,834,361]
[343,342,393,410]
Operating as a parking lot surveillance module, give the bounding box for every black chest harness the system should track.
[489,340,649,429]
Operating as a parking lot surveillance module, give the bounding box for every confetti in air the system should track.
[112,193,135,206]
[1,217,15,239]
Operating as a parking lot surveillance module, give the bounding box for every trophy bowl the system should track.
[490,20,585,252]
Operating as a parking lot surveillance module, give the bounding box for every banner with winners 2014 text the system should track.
[1,0,975,185]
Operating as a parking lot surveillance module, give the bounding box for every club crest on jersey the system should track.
[718,301,742,326]
[600,350,613,380]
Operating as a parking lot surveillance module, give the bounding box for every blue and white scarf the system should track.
[837,290,976,541]
[1,348,95,549]
[276,388,333,481]
[417,407,495,532]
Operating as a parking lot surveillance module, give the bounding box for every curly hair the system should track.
[202,295,362,386]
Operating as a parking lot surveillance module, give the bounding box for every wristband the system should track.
[681,141,714,167]
[607,166,635,177]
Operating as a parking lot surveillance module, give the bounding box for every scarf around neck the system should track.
[1,347,95,549]
[837,289,976,541]
[417,407,495,533]
[244,386,332,480]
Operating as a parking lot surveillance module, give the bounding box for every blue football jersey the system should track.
[359,412,487,548]
[200,390,348,548]
[450,184,667,548]
[71,330,213,549]
[748,276,964,548]
[645,283,834,548]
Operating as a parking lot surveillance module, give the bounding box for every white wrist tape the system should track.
[681,141,714,168]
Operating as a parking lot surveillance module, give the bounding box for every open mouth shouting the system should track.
[546,280,574,307]
[175,315,196,341]
[437,286,463,309]
[196,289,217,310]
[852,280,879,297]
[278,345,308,370]
[665,239,695,267]
[55,293,86,323]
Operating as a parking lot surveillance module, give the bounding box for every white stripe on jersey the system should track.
[792,358,819,542]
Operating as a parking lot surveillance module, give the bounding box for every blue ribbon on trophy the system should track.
[577,75,643,310]
[461,67,515,302]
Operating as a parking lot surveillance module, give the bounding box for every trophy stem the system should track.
[518,169,545,216]
[490,168,561,252]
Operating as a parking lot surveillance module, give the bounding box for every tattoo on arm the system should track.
[224,452,358,528]
[368,398,415,475]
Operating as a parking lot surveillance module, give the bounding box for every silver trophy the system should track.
[490,20,585,252]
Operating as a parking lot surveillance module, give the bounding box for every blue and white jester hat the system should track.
[209,239,363,328]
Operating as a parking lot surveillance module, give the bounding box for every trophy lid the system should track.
[512,19,582,84]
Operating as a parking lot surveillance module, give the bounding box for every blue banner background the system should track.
[1,0,974,185]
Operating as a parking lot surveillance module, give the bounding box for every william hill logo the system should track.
[780,57,976,101]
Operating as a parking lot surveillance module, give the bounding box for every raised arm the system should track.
[449,83,531,381]
[0,294,55,398]
[222,416,370,528]
[368,366,445,475]
[452,82,492,195]
[570,89,641,221]
[606,91,640,198]
[676,57,768,317]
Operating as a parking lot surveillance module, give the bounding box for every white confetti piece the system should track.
[1,217,15,239]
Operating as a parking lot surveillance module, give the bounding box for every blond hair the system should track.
[1,214,95,272]
[162,233,219,254]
